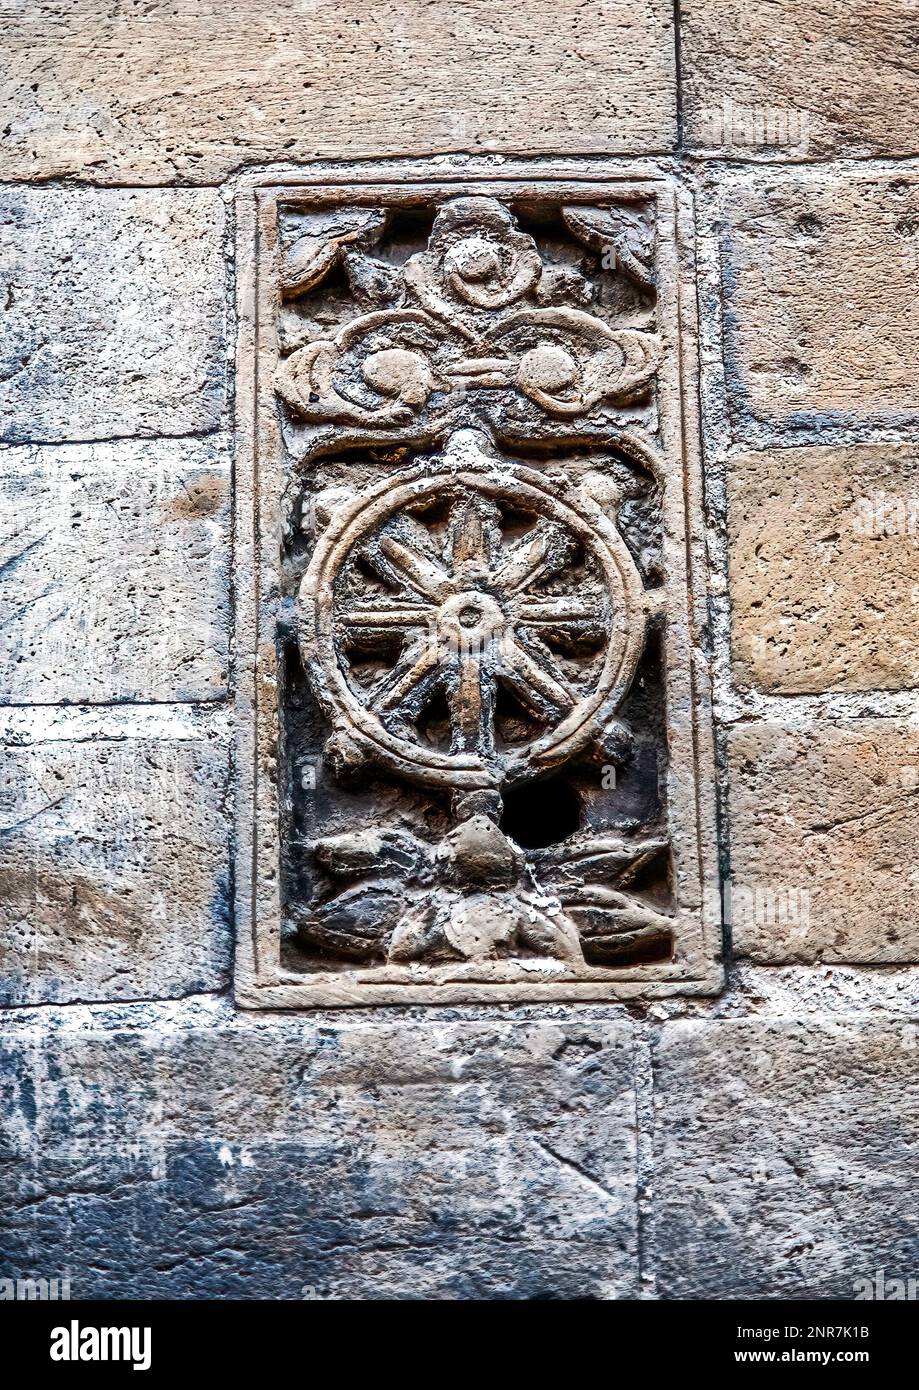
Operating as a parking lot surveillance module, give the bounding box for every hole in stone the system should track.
[501,775,581,848]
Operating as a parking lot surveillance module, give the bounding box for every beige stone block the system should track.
[0,2,677,183]
[0,728,231,1005]
[681,0,919,159]
[0,188,225,442]
[727,721,919,963]
[728,444,919,693]
[650,1018,919,1298]
[718,174,919,436]
[0,437,231,704]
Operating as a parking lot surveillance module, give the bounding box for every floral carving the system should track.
[277,310,444,427]
[404,198,543,323]
[299,816,673,967]
[275,195,661,448]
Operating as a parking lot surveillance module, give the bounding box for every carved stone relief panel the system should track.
[235,164,721,1006]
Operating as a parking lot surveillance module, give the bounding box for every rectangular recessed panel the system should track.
[234,164,721,1006]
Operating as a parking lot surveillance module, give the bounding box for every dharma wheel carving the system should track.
[299,430,648,792]
[234,165,721,1006]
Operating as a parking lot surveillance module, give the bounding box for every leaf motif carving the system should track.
[281,208,389,296]
[562,205,655,289]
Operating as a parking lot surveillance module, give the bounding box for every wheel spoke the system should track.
[451,651,494,755]
[343,603,434,629]
[510,595,608,647]
[448,495,500,576]
[499,634,576,718]
[492,520,574,596]
[511,597,596,625]
[376,637,441,715]
[378,534,453,601]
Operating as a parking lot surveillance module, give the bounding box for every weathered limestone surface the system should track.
[0,188,226,442]
[2,0,918,1307]
[727,721,919,964]
[0,1007,638,1299]
[681,0,919,160]
[650,1019,919,1298]
[727,444,919,694]
[0,437,231,704]
[717,174,919,442]
[0,728,231,1006]
[0,2,677,184]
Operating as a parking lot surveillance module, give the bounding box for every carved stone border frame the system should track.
[233,160,723,1008]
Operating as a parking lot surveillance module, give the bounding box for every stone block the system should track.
[0,726,231,1006]
[0,436,231,704]
[681,0,919,160]
[650,1018,919,1298]
[0,2,677,183]
[718,175,919,440]
[727,721,919,963]
[0,1011,638,1299]
[727,444,919,693]
[0,188,226,443]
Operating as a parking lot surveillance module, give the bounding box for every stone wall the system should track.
[2,1,917,1300]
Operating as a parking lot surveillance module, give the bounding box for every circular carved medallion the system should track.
[299,448,649,791]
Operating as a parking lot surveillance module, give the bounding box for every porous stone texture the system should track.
[650,1018,919,1299]
[0,187,226,443]
[0,437,231,704]
[0,726,231,1006]
[727,721,919,964]
[2,1,918,1305]
[681,0,919,160]
[727,444,919,694]
[0,1007,638,1299]
[0,1,677,183]
[717,173,919,442]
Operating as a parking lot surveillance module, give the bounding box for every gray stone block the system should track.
[649,1019,919,1298]
[0,436,231,704]
[0,188,226,443]
[0,726,231,1006]
[0,1011,638,1299]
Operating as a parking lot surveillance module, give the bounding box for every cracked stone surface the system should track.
[727,720,919,964]
[0,731,231,1006]
[0,436,231,704]
[727,444,919,695]
[0,1,677,183]
[717,172,919,442]
[650,1018,919,1298]
[0,1009,638,1299]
